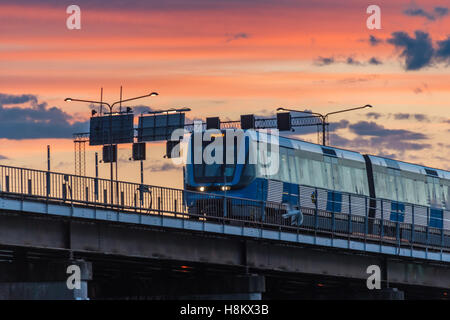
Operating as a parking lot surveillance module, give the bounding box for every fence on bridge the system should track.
[0,164,449,254]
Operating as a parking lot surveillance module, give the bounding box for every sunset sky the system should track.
[0,0,449,189]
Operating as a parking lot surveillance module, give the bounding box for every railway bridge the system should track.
[0,165,449,299]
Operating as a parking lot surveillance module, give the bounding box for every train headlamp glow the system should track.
[221,186,231,191]
[210,133,224,138]
[198,186,206,192]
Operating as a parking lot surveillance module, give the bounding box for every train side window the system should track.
[288,150,299,184]
[402,177,416,204]
[257,142,270,178]
[394,174,406,203]
[414,179,428,206]
[309,160,325,189]
[339,165,353,193]
[427,176,443,208]
[299,157,311,186]
[267,147,281,181]
[444,184,450,209]
[294,153,305,185]
[360,168,370,195]
[279,147,290,183]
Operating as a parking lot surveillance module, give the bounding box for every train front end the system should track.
[183,129,262,219]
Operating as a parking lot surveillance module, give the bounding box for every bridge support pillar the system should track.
[90,273,265,300]
[0,281,88,300]
[370,288,404,300]
[178,274,266,300]
[0,259,92,300]
[348,287,404,300]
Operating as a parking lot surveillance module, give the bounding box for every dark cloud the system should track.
[403,6,449,21]
[393,113,429,121]
[403,8,435,21]
[226,33,250,43]
[314,56,335,66]
[348,121,428,140]
[435,36,450,61]
[130,105,156,114]
[346,57,361,65]
[368,57,382,65]
[387,31,434,70]
[394,113,410,120]
[330,129,431,153]
[386,31,450,70]
[145,161,179,172]
[366,112,382,120]
[437,143,450,149]
[0,155,8,160]
[0,93,89,139]
[0,93,38,105]
[330,119,349,131]
[414,114,429,122]
[315,56,382,67]
[369,35,382,46]
[434,6,449,18]
[232,32,249,40]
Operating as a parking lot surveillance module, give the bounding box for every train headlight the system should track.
[199,186,206,192]
[221,186,231,191]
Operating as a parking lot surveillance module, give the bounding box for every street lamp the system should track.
[65,91,159,206]
[276,105,372,146]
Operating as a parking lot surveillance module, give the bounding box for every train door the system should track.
[324,155,342,213]
[387,168,405,222]
[283,149,299,207]
[426,175,444,228]
[426,175,442,208]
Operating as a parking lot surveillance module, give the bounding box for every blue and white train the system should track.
[183,130,450,232]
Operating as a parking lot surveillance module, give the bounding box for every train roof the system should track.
[252,130,366,163]
[190,130,450,180]
[367,154,450,180]
[251,131,450,179]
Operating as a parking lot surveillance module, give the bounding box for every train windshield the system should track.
[191,132,240,184]
[193,163,235,183]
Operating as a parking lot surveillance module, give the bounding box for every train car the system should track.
[365,155,450,243]
[184,129,371,224]
[183,129,450,237]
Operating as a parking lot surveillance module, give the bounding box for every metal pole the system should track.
[47,145,50,171]
[115,86,122,202]
[322,117,326,146]
[140,160,144,184]
[46,145,51,197]
[94,152,99,201]
[119,86,123,112]
[109,106,114,206]
[116,147,119,201]
[95,152,98,178]
[111,86,122,203]
[100,87,103,115]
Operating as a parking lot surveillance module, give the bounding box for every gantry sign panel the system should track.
[89,114,134,146]
[137,113,185,142]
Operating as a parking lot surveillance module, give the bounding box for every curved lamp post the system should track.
[65,92,159,205]
[277,104,373,145]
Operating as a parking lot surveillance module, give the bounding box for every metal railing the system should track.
[0,164,449,255]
